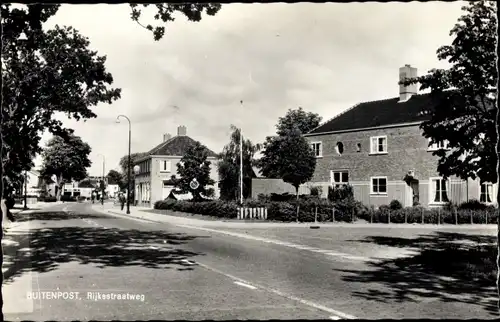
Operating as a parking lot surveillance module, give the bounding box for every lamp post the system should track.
[133,165,140,206]
[23,170,28,210]
[97,154,106,205]
[239,100,244,206]
[116,115,132,214]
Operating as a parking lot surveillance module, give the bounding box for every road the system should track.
[3,202,498,320]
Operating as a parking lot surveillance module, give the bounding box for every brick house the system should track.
[133,126,219,208]
[303,64,497,208]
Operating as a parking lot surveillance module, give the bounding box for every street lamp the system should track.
[116,115,132,214]
[133,165,140,206]
[96,154,106,205]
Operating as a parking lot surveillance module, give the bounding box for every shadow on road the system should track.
[339,231,498,316]
[14,211,114,222]
[4,211,208,283]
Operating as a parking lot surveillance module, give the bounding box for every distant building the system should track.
[133,125,219,208]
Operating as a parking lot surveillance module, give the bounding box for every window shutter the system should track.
[166,161,172,172]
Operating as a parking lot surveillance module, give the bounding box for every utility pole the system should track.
[239,100,244,206]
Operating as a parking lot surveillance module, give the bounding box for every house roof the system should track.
[306,93,438,135]
[137,135,218,162]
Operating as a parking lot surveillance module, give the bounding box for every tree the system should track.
[107,169,123,187]
[218,125,261,201]
[276,107,323,136]
[119,152,147,192]
[259,127,317,221]
[39,135,92,200]
[400,1,496,184]
[1,4,121,201]
[174,141,215,201]
[129,3,222,41]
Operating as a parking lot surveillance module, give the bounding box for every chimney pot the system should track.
[177,125,187,136]
[163,133,171,142]
[399,64,418,103]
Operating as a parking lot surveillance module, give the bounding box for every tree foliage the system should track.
[1,4,121,198]
[276,107,322,136]
[217,125,261,201]
[400,1,497,183]
[107,169,123,187]
[129,3,222,41]
[173,141,215,201]
[119,152,148,190]
[259,127,316,196]
[40,135,92,200]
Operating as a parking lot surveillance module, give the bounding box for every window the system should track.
[430,178,449,204]
[480,182,493,204]
[428,139,449,151]
[331,170,348,188]
[356,143,361,152]
[370,136,387,154]
[335,142,344,156]
[310,142,322,157]
[371,177,387,195]
[161,160,172,172]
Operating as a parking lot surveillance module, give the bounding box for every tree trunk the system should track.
[56,175,63,201]
[295,186,299,223]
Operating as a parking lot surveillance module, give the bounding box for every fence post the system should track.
[388,210,391,224]
[404,211,407,224]
[370,209,373,224]
[421,208,424,224]
[454,208,458,225]
[470,210,473,224]
[315,207,318,223]
[438,208,441,225]
[351,208,354,223]
[486,210,488,225]
[332,207,335,222]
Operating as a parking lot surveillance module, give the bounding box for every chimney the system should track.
[399,64,418,102]
[177,125,187,136]
[163,133,171,142]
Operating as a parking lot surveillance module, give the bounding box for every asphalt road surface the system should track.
[3,202,498,320]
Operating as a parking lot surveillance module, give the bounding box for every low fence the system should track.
[15,197,38,205]
[237,207,268,220]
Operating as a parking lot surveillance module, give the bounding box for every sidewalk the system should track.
[91,203,498,230]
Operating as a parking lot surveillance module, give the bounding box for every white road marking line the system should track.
[330,315,341,320]
[195,260,356,319]
[176,224,369,262]
[234,281,257,290]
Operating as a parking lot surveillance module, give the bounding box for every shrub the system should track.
[155,199,239,218]
[459,199,487,210]
[389,199,403,210]
[42,196,57,202]
[60,195,76,202]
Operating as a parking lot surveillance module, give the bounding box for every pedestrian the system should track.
[91,191,96,204]
[119,193,126,211]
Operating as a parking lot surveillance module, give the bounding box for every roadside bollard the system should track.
[314,207,318,223]
[454,209,458,225]
[332,207,335,222]
[486,210,488,224]
[470,211,473,224]
[438,208,441,225]
[404,211,407,224]
[388,210,391,224]
[421,208,424,224]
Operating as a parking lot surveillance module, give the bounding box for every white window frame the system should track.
[428,139,450,151]
[428,177,450,205]
[370,176,388,195]
[369,136,388,155]
[310,141,323,158]
[330,170,349,188]
[160,160,172,173]
[479,182,494,204]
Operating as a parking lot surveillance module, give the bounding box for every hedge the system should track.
[155,198,498,224]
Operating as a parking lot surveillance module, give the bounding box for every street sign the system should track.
[189,178,199,190]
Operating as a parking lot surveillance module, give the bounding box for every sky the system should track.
[33,1,466,176]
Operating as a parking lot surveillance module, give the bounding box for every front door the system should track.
[411,180,420,206]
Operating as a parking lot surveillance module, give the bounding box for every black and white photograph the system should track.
[1,1,498,320]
